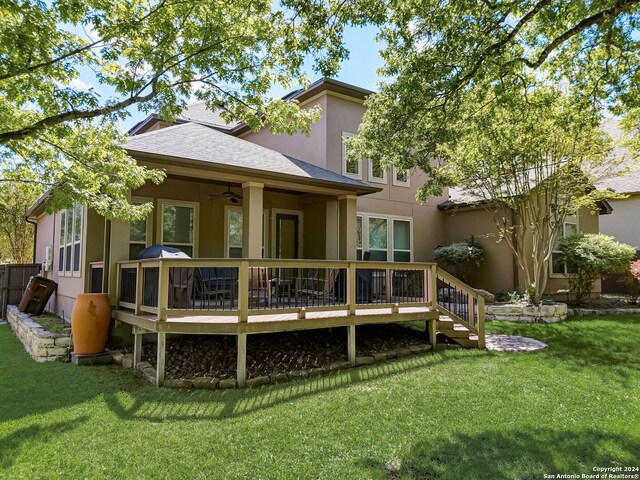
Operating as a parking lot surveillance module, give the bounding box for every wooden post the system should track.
[467,294,475,327]
[115,263,122,310]
[347,324,356,365]
[423,268,430,305]
[133,328,143,368]
[385,269,392,303]
[238,260,249,322]
[348,262,357,316]
[157,261,169,321]
[477,295,486,349]
[155,332,166,387]
[135,262,143,315]
[237,333,247,387]
[429,265,438,309]
[429,318,437,350]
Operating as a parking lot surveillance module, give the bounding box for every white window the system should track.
[393,167,410,187]
[224,206,268,258]
[129,197,152,260]
[357,213,412,262]
[552,221,578,275]
[367,217,388,261]
[158,200,199,257]
[393,219,412,261]
[58,205,83,276]
[368,158,387,184]
[342,132,362,179]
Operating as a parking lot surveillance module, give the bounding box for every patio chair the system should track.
[249,267,272,307]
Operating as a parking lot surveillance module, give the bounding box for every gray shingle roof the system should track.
[125,122,374,191]
[177,102,239,130]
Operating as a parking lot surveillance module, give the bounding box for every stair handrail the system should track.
[435,266,485,349]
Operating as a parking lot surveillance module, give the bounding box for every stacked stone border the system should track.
[5,305,71,362]
[112,343,438,389]
[485,303,568,323]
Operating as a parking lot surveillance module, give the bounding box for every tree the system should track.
[560,233,636,306]
[0,178,45,263]
[0,0,383,219]
[355,0,640,161]
[354,81,627,303]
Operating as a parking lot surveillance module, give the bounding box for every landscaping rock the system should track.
[136,361,152,372]
[192,377,218,390]
[112,352,124,365]
[371,352,387,362]
[246,376,270,388]
[269,373,289,383]
[218,378,236,389]
[355,356,375,366]
[289,369,310,378]
[163,378,193,389]
[309,367,326,376]
[384,350,398,359]
[121,354,134,369]
[396,348,412,357]
[328,360,351,371]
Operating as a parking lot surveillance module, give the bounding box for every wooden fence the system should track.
[0,264,42,319]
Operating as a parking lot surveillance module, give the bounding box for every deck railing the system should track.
[435,267,485,348]
[116,258,439,321]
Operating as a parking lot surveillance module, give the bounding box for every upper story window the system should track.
[58,205,83,276]
[551,220,578,275]
[368,159,387,184]
[342,132,362,179]
[129,197,152,260]
[393,167,410,187]
[158,199,199,257]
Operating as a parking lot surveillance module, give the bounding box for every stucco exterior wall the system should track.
[599,194,640,250]
[442,208,515,293]
[34,207,94,320]
[241,95,328,170]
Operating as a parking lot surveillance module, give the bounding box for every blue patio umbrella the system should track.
[137,245,191,259]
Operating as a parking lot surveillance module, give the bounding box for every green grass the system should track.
[31,312,67,334]
[1,317,639,479]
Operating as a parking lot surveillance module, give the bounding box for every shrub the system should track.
[434,237,485,283]
[625,259,640,304]
[559,234,636,306]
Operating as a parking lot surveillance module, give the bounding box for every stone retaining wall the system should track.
[485,303,568,323]
[6,305,72,362]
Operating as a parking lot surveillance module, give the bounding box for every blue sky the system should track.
[77,25,385,132]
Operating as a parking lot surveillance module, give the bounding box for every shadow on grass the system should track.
[0,416,88,470]
[102,349,484,422]
[360,428,640,479]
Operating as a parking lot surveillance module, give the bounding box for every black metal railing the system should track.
[119,267,137,305]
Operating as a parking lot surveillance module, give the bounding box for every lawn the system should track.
[1,317,639,480]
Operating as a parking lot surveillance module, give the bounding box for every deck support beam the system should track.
[429,318,437,350]
[237,333,247,387]
[347,324,356,365]
[155,332,166,387]
[133,328,143,368]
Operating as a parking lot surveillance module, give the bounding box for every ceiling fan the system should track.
[209,183,243,203]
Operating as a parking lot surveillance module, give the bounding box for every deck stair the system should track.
[436,315,479,348]
[434,267,485,349]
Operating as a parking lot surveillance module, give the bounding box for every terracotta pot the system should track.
[71,293,112,355]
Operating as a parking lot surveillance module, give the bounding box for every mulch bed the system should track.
[141,324,428,380]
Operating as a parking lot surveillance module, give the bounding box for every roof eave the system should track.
[126,149,381,196]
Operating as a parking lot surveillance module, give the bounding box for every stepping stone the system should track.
[485,334,547,352]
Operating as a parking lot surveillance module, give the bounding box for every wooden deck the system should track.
[113,305,439,335]
[114,258,484,387]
